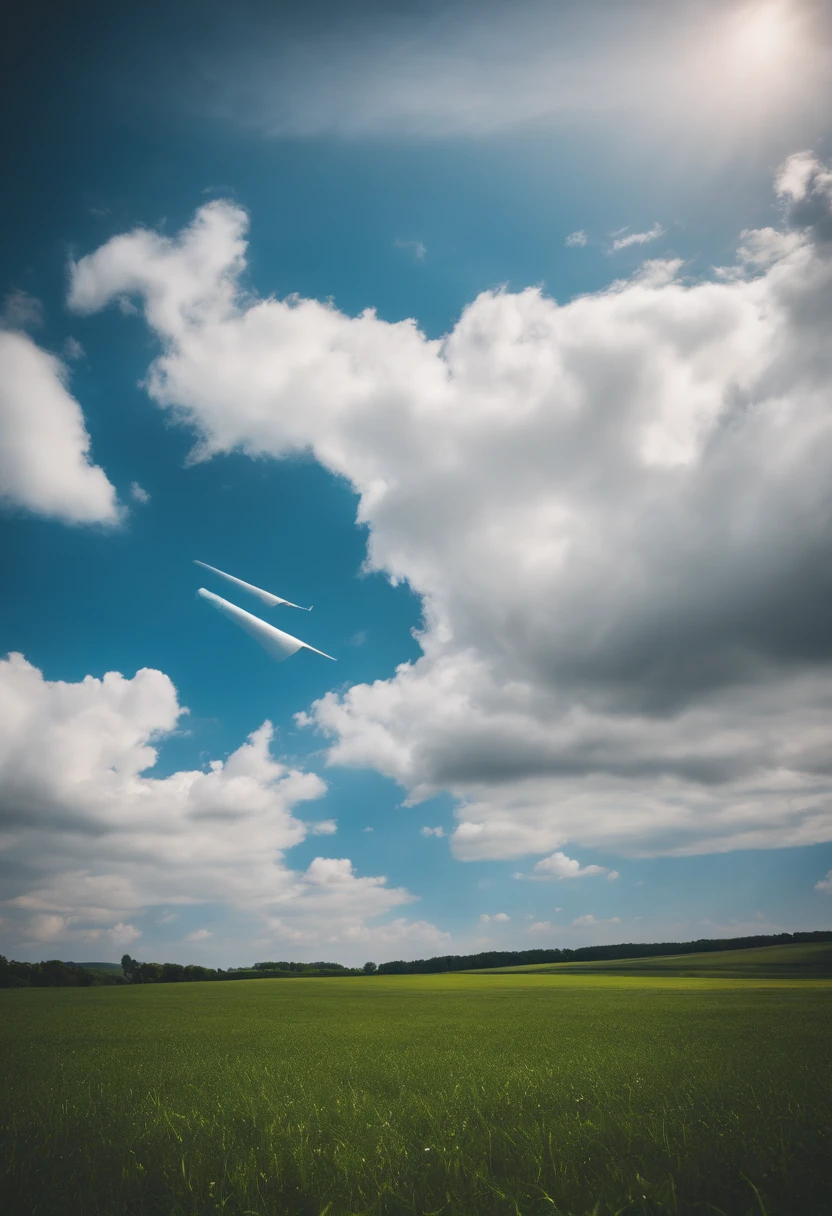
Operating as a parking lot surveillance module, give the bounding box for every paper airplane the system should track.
[198,589,335,662]
[194,561,312,610]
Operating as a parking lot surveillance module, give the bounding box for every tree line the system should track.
[0,954,379,988]
[117,956,377,983]
[0,957,126,988]
[374,930,832,974]
[2,931,829,988]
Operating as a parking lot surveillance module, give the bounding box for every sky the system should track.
[2,0,832,967]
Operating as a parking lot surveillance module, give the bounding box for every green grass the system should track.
[474,942,832,979]
[1,968,830,1215]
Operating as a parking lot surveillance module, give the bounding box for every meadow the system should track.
[1,946,830,1216]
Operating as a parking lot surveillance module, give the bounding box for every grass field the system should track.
[1,949,830,1215]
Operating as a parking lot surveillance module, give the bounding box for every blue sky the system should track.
[2,0,832,965]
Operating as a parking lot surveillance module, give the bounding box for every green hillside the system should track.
[473,941,832,979]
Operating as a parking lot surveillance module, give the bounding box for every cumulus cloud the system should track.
[776,150,832,240]
[815,870,832,894]
[421,826,445,838]
[331,916,451,953]
[610,222,664,252]
[186,928,212,942]
[65,153,832,863]
[572,914,621,927]
[130,481,150,504]
[20,914,142,948]
[565,230,588,248]
[109,922,142,946]
[523,851,610,880]
[480,912,510,923]
[0,655,439,961]
[733,227,803,269]
[0,332,120,524]
[309,819,338,834]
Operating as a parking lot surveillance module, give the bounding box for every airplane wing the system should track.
[194,560,312,610]
[197,589,335,662]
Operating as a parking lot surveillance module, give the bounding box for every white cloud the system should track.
[734,227,803,269]
[308,819,338,835]
[565,230,588,248]
[394,238,427,262]
[130,481,150,504]
[23,914,72,944]
[606,870,620,881]
[525,851,610,880]
[527,920,554,935]
[0,332,120,525]
[480,912,510,923]
[63,337,85,361]
[0,654,441,963]
[110,922,142,946]
[774,149,832,241]
[421,826,445,838]
[610,222,664,252]
[363,826,374,832]
[572,914,621,927]
[186,928,212,942]
[815,870,832,894]
[66,154,832,863]
[335,917,451,953]
[775,150,828,204]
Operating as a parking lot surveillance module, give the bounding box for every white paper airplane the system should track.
[197,589,335,662]
[194,560,312,610]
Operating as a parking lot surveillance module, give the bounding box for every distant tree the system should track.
[38,960,77,987]
[121,954,138,981]
[184,964,211,982]
[362,961,378,974]
[377,959,409,974]
[138,962,164,984]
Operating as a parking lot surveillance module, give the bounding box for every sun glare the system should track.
[734,2,793,65]
[686,0,815,134]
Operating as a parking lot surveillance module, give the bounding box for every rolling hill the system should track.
[470,941,832,979]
